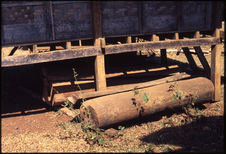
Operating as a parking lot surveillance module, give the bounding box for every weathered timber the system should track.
[211,28,221,101]
[104,37,220,54]
[68,72,191,104]
[127,36,132,43]
[160,49,167,67]
[1,47,101,67]
[182,47,198,71]
[32,44,38,53]
[194,46,211,74]
[92,1,107,91]
[66,42,71,49]
[194,31,200,38]
[80,77,214,128]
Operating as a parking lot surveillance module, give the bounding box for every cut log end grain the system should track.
[80,77,214,128]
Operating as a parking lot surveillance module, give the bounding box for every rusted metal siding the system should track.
[52,1,93,40]
[1,1,221,46]
[1,1,50,45]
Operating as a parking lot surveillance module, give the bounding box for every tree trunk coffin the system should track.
[80,77,214,128]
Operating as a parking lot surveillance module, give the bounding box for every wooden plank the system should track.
[182,47,198,71]
[1,47,101,67]
[92,1,107,91]
[105,37,220,54]
[69,72,191,104]
[194,46,211,74]
[211,28,221,101]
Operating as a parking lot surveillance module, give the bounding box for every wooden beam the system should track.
[104,37,220,54]
[68,72,191,104]
[8,46,19,56]
[1,47,101,67]
[92,1,107,91]
[211,28,221,101]
[182,47,198,71]
[194,46,211,74]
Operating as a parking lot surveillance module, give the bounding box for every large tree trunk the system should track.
[80,77,214,128]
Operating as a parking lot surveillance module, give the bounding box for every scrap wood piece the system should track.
[68,72,191,104]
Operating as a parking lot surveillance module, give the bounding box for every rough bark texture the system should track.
[80,77,214,128]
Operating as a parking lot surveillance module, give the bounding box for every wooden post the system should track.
[32,44,38,53]
[79,40,82,46]
[50,44,56,51]
[127,36,132,43]
[151,34,159,41]
[194,31,200,38]
[92,1,107,91]
[160,49,167,67]
[211,28,221,101]
[66,42,71,49]
[174,32,181,54]
[174,32,179,40]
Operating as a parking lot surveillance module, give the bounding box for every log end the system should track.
[80,104,99,129]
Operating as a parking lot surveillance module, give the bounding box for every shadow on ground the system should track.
[1,52,217,118]
[140,115,224,152]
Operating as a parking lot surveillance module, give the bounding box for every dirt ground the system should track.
[1,45,224,152]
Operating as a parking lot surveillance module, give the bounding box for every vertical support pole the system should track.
[79,40,82,46]
[194,31,200,38]
[50,44,56,51]
[32,44,38,53]
[151,34,159,41]
[174,32,181,54]
[160,49,167,67]
[92,1,107,91]
[127,36,132,43]
[66,42,71,49]
[211,28,221,101]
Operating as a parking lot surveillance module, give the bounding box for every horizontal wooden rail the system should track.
[104,37,220,54]
[1,47,101,67]
[1,37,220,67]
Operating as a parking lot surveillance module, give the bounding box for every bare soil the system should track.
[1,46,224,152]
